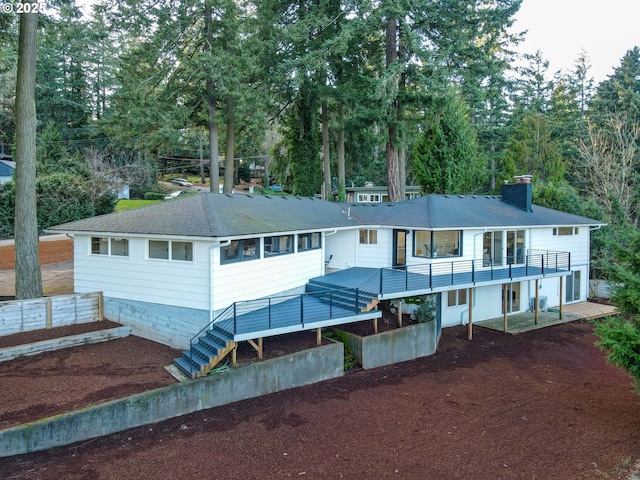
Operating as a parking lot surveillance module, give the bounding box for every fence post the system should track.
[46,298,52,329]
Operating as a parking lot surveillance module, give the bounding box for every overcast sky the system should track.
[512,0,640,83]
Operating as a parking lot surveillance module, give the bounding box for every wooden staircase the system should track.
[174,325,236,379]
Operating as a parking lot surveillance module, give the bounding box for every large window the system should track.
[359,229,378,245]
[221,238,259,263]
[149,240,193,261]
[298,232,321,251]
[414,230,461,258]
[265,235,293,256]
[91,237,129,257]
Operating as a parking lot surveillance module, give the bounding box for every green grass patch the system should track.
[115,199,162,211]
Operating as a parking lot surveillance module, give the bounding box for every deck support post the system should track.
[248,338,263,360]
[503,284,508,333]
[398,301,403,327]
[373,317,378,334]
[316,328,322,346]
[232,343,237,365]
[535,279,539,325]
[467,288,473,340]
[559,276,564,320]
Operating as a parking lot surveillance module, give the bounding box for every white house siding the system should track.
[211,246,323,312]
[73,235,212,311]
[325,229,357,269]
[355,228,393,268]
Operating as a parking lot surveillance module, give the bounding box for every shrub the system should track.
[144,192,166,200]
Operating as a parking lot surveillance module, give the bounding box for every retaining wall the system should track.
[0,326,131,363]
[336,321,438,370]
[0,339,344,458]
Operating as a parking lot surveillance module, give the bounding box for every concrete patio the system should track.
[476,301,618,334]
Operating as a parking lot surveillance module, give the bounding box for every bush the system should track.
[144,192,166,200]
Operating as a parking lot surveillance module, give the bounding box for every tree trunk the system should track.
[385,18,401,202]
[224,96,235,193]
[14,12,43,300]
[322,101,331,200]
[205,1,219,193]
[337,104,346,202]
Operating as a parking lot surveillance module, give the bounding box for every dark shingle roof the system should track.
[48,192,604,238]
[342,194,604,229]
[48,193,359,237]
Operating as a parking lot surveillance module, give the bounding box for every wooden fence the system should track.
[0,292,103,337]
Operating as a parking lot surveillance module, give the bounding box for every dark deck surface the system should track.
[312,264,564,297]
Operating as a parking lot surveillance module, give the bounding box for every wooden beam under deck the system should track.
[248,338,263,360]
[467,288,473,341]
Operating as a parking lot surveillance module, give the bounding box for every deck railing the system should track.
[185,249,570,374]
[357,249,571,296]
[187,286,375,370]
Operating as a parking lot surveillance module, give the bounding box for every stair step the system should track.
[200,335,225,353]
[174,356,202,379]
[192,343,219,362]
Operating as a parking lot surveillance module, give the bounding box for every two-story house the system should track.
[48,179,604,377]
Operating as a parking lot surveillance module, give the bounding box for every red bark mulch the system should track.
[0,320,638,479]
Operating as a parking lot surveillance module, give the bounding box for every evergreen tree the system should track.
[593,225,640,395]
[590,47,640,124]
[412,89,484,194]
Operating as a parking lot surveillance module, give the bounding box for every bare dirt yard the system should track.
[0,239,639,479]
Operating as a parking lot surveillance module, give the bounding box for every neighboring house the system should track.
[48,180,604,376]
[0,160,15,185]
[346,184,422,203]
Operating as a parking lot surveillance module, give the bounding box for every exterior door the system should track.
[502,282,521,314]
[565,271,581,302]
[393,229,407,268]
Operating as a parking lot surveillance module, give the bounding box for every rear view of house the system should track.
[48,180,604,376]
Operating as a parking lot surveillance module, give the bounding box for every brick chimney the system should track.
[501,175,533,212]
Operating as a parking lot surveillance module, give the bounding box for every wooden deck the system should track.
[476,301,618,334]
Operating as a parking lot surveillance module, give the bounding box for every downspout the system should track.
[210,240,231,323]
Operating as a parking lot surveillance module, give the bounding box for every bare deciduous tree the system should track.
[578,114,640,225]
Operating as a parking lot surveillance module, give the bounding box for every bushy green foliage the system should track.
[0,181,15,239]
[36,173,96,228]
[238,161,252,183]
[592,225,640,394]
[593,317,640,393]
[144,192,166,201]
[413,90,485,194]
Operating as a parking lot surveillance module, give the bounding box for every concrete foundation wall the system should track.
[104,297,210,350]
[0,340,344,458]
[337,321,438,370]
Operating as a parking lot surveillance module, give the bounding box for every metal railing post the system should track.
[268,298,272,329]
[233,303,237,334]
[300,295,304,327]
[355,288,360,314]
[429,264,432,288]
[330,292,333,318]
